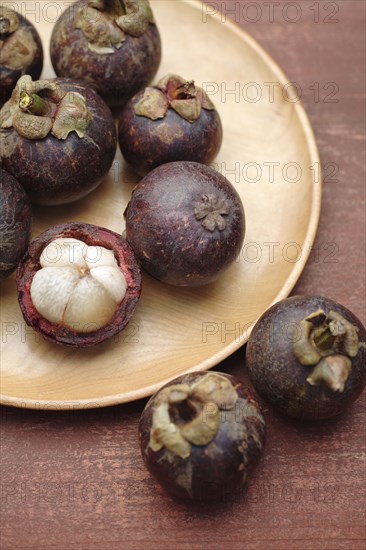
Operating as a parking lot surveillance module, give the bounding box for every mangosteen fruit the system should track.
[0,7,43,106]
[0,168,32,279]
[0,75,117,205]
[118,74,223,175]
[246,295,366,420]
[16,222,142,347]
[124,161,245,286]
[139,371,266,500]
[50,0,162,108]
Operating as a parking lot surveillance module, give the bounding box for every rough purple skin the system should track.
[0,168,32,279]
[124,161,245,286]
[16,222,142,347]
[118,89,223,176]
[0,79,117,206]
[246,295,366,420]
[139,371,266,500]
[49,0,161,108]
[0,12,43,106]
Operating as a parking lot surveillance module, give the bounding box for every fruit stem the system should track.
[19,92,52,117]
[170,81,196,101]
[169,398,200,425]
[293,309,359,366]
[312,325,335,351]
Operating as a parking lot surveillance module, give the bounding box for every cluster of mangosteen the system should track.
[0,0,240,330]
[1,1,365,502]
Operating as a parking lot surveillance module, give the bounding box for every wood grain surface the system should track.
[1,1,365,549]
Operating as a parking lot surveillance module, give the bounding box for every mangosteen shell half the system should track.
[124,161,245,286]
[0,168,32,279]
[0,78,117,206]
[246,295,366,420]
[139,371,266,500]
[16,223,142,347]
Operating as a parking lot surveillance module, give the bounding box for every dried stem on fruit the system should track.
[149,373,238,458]
[76,0,154,54]
[134,74,216,123]
[293,309,359,392]
[0,75,92,140]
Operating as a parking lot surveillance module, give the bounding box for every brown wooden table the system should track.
[1,1,365,548]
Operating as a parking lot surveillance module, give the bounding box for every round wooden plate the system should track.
[0,0,321,409]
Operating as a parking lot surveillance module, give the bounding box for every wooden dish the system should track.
[0,0,321,409]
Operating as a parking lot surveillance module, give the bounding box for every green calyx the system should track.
[0,75,92,141]
[134,74,216,123]
[293,309,359,392]
[76,0,154,55]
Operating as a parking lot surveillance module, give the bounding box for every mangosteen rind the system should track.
[0,78,117,205]
[246,295,366,420]
[118,76,223,175]
[50,0,162,107]
[124,162,245,286]
[16,223,142,347]
[0,168,32,279]
[139,372,265,500]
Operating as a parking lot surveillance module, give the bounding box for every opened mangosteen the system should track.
[0,75,117,205]
[118,74,223,175]
[16,222,142,347]
[246,295,366,420]
[124,161,245,286]
[139,371,265,500]
[0,168,32,279]
[50,0,161,108]
[0,7,43,106]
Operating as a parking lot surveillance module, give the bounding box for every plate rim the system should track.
[0,0,322,410]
